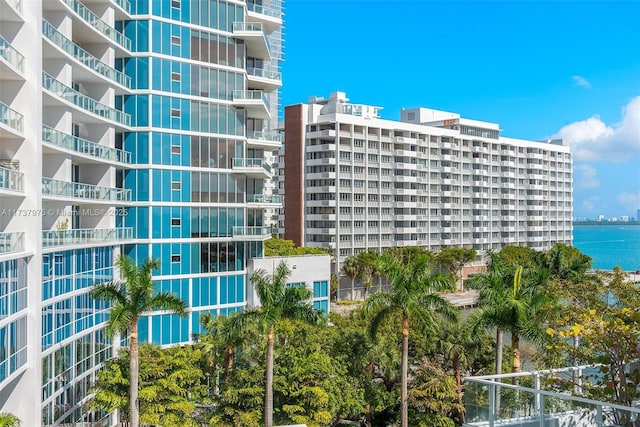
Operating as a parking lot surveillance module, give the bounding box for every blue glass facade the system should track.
[120,0,284,346]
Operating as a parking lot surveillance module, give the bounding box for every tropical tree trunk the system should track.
[265,326,275,427]
[351,277,355,300]
[129,320,139,427]
[512,333,520,386]
[224,345,234,384]
[453,356,465,424]
[495,328,503,414]
[401,312,409,427]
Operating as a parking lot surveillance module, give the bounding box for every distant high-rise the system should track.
[279,92,573,275]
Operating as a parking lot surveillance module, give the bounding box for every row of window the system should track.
[0,258,27,320]
[0,316,27,384]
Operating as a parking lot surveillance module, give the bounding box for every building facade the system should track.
[0,0,284,425]
[279,92,573,274]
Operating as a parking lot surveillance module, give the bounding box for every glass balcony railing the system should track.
[247,194,282,204]
[42,73,131,126]
[0,34,25,73]
[246,1,281,18]
[232,90,270,111]
[42,20,131,89]
[247,66,281,81]
[232,226,271,238]
[42,227,133,248]
[233,158,272,174]
[0,166,24,192]
[0,100,24,133]
[42,177,131,202]
[232,22,271,52]
[0,232,24,255]
[247,130,281,143]
[110,0,131,14]
[63,0,131,51]
[42,125,131,164]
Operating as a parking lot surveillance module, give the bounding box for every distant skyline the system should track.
[281,0,640,218]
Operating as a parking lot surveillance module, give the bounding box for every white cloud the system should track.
[572,75,592,89]
[574,164,600,189]
[553,96,640,162]
[581,196,600,213]
[618,191,640,211]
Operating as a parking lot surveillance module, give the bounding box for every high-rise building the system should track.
[279,92,573,275]
[0,0,284,424]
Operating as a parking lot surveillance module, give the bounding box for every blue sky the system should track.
[281,0,640,219]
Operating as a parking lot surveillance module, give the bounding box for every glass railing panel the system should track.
[232,90,270,111]
[0,232,24,255]
[232,226,271,237]
[247,130,281,142]
[42,126,131,164]
[110,0,130,14]
[0,166,23,192]
[42,20,130,88]
[0,35,24,73]
[247,194,282,203]
[246,1,281,18]
[233,158,271,173]
[0,101,24,133]
[42,177,131,202]
[232,22,271,51]
[246,66,281,81]
[42,73,131,126]
[63,0,131,50]
[42,227,133,248]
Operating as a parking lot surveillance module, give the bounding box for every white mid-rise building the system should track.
[279,92,573,274]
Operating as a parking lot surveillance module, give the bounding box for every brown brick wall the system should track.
[283,104,304,246]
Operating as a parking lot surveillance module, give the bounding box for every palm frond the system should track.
[147,292,188,316]
[90,281,127,305]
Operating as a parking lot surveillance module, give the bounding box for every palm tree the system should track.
[0,413,20,427]
[364,252,457,427]
[435,317,482,424]
[90,256,187,427]
[227,261,320,427]
[355,249,378,298]
[342,255,359,300]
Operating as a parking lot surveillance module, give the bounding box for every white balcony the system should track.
[0,232,24,256]
[247,194,282,207]
[61,0,131,53]
[246,66,281,91]
[0,166,23,195]
[42,227,134,250]
[0,0,23,22]
[246,1,282,33]
[232,22,271,60]
[0,34,24,79]
[42,177,132,204]
[42,20,131,93]
[232,157,272,179]
[42,72,131,128]
[231,226,271,241]
[0,100,23,138]
[232,90,271,120]
[42,125,132,166]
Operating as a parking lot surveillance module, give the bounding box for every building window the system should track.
[171,254,181,263]
[170,35,181,45]
[171,218,181,226]
[171,145,181,154]
[171,0,180,8]
[171,181,181,190]
[171,108,180,118]
[171,72,181,82]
